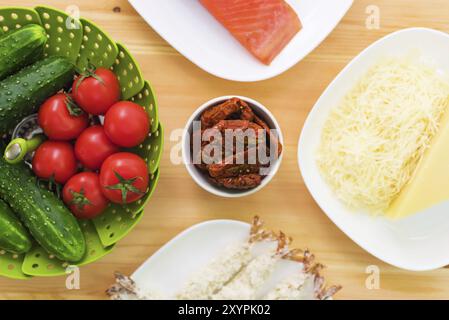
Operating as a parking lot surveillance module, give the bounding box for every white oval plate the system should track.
[298,28,449,271]
[128,0,353,82]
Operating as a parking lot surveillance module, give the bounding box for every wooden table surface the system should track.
[1,0,449,300]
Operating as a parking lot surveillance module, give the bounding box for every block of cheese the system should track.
[387,110,449,219]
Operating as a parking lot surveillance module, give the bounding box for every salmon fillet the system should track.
[200,0,302,65]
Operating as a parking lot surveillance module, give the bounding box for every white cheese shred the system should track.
[317,57,449,213]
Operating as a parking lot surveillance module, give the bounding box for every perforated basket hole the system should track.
[0,5,162,279]
[21,220,114,277]
[111,43,144,100]
[35,6,83,62]
[0,250,28,279]
[24,250,66,274]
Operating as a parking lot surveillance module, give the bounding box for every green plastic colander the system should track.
[0,6,163,279]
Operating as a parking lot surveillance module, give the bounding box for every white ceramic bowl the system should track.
[298,28,449,271]
[132,220,250,297]
[182,96,284,198]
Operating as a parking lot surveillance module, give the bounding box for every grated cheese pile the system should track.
[317,57,449,213]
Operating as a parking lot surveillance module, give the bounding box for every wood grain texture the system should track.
[1,0,449,300]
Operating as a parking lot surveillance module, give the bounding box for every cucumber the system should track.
[0,199,32,254]
[0,24,47,81]
[0,159,86,262]
[0,56,75,134]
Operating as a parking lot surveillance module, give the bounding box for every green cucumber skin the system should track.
[0,24,47,81]
[0,56,75,134]
[0,159,86,262]
[0,199,32,254]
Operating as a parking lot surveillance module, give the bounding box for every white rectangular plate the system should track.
[132,220,303,298]
[298,28,449,271]
[128,0,353,82]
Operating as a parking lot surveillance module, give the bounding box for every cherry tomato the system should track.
[75,125,119,171]
[63,172,109,219]
[72,67,120,115]
[32,141,77,184]
[104,101,150,148]
[38,93,89,141]
[99,152,149,204]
